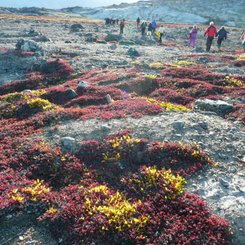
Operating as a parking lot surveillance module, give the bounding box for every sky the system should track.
[0,0,138,9]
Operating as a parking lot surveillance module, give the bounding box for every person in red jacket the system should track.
[204,21,217,52]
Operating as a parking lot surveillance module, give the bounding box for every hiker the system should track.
[240,31,245,51]
[116,19,119,25]
[204,21,217,52]
[217,26,229,51]
[189,25,198,49]
[158,25,164,44]
[137,17,140,29]
[141,21,147,36]
[151,20,157,33]
[105,18,109,25]
[120,19,125,35]
[147,22,153,39]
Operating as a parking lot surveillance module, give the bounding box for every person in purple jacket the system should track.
[189,25,198,49]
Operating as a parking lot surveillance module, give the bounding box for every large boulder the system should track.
[16,39,42,53]
[195,99,233,115]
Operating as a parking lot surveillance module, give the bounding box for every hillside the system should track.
[68,0,245,27]
[0,10,244,245]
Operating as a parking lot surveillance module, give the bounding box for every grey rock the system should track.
[67,89,78,99]
[219,178,229,188]
[127,48,140,57]
[105,33,122,42]
[33,35,51,42]
[24,241,39,245]
[70,23,84,32]
[61,137,77,153]
[78,80,89,89]
[195,99,233,115]
[172,121,185,131]
[109,43,117,50]
[105,94,113,104]
[198,121,209,130]
[16,39,42,53]
[22,89,32,93]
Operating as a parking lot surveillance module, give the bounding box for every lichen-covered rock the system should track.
[16,39,42,53]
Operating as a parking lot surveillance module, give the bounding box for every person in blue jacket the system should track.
[151,20,157,33]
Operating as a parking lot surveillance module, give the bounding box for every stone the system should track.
[219,178,229,188]
[19,236,24,241]
[85,33,97,42]
[109,43,117,50]
[33,35,50,42]
[105,94,112,104]
[127,48,140,57]
[198,56,210,63]
[70,23,84,32]
[66,89,78,99]
[24,241,39,245]
[119,40,136,46]
[195,99,233,115]
[61,137,77,153]
[22,89,32,93]
[27,28,40,36]
[198,121,208,130]
[16,39,42,53]
[172,121,185,131]
[105,33,122,42]
[78,81,89,89]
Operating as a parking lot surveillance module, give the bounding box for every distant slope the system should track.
[0,0,244,27]
[65,0,245,27]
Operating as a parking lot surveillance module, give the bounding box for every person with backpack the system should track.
[204,21,217,52]
[158,24,164,44]
[141,21,147,36]
[151,20,157,33]
[137,17,140,29]
[189,25,198,49]
[120,19,125,35]
[217,26,229,51]
[240,31,245,51]
[147,22,153,39]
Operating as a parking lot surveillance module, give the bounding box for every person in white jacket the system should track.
[158,25,164,44]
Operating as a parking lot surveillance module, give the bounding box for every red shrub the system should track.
[150,88,194,105]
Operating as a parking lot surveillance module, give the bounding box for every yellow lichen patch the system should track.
[145,74,157,80]
[135,167,186,198]
[9,189,25,204]
[31,89,47,97]
[171,60,195,68]
[47,207,58,214]
[28,98,53,111]
[22,179,50,202]
[88,185,109,195]
[146,98,190,112]
[224,75,245,88]
[236,54,245,61]
[96,192,145,231]
[149,62,164,69]
[1,92,29,103]
[80,185,149,232]
[103,135,142,163]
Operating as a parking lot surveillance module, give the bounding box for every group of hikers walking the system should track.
[109,16,245,52]
[190,22,229,52]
